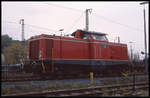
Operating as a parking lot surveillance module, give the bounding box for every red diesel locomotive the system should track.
[24,29,129,76]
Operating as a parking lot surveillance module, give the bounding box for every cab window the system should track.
[93,35,107,41]
[83,34,90,40]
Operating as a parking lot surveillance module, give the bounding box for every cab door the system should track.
[94,44,101,59]
[99,42,109,59]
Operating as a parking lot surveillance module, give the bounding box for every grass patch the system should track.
[100,72,148,96]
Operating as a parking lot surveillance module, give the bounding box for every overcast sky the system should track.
[1,1,149,59]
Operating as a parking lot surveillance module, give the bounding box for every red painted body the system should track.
[28,29,129,61]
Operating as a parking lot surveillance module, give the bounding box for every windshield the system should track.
[93,35,107,41]
[83,34,90,40]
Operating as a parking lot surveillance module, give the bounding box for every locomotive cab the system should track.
[72,29,108,42]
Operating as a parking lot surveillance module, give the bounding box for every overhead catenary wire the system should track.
[44,3,144,32]
[3,3,84,35]
[4,3,144,34]
[3,21,20,25]
[44,3,83,12]
[3,20,61,40]
[3,20,59,32]
[25,24,59,32]
[44,3,84,34]
[3,2,147,43]
[66,12,84,32]
[92,12,143,32]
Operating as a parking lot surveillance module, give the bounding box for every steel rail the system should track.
[2,82,148,96]
[2,73,148,82]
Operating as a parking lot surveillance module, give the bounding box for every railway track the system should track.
[2,63,147,82]
[2,73,148,82]
[2,82,148,96]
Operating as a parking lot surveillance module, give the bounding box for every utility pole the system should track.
[129,42,133,62]
[85,9,92,31]
[129,41,135,92]
[59,29,64,59]
[20,19,25,64]
[140,1,148,72]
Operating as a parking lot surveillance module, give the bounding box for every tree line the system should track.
[2,34,28,64]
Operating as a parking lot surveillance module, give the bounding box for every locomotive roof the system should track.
[71,29,107,36]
